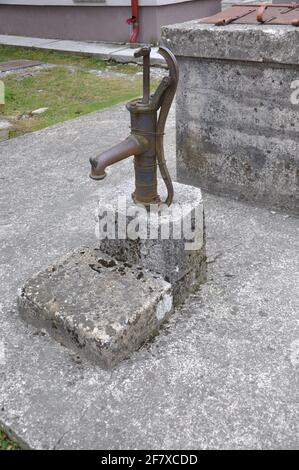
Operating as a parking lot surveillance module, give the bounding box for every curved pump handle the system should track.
[158,46,179,89]
[155,46,179,207]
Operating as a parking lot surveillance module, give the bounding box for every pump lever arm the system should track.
[156,46,179,206]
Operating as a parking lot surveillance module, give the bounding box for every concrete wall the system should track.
[0,1,221,44]
[162,23,299,214]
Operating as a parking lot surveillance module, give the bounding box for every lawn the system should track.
[0,428,18,450]
[0,45,157,137]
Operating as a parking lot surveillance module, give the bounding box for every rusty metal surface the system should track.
[90,45,179,207]
[203,4,299,26]
[134,45,151,105]
[0,59,42,72]
[89,135,148,180]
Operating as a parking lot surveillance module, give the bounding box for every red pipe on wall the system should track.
[126,0,140,43]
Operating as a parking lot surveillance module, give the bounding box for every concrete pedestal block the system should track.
[162,23,299,214]
[18,249,173,369]
[97,180,206,305]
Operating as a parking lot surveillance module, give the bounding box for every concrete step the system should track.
[18,249,173,369]
[0,35,163,65]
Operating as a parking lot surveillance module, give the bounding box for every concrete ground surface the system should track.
[0,103,298,449]
[0,35,163,65]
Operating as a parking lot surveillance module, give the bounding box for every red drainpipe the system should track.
[126,0,140,44]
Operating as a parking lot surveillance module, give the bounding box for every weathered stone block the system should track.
[18,249,173,369]
[162,23,299,214]
[97,180,206,305]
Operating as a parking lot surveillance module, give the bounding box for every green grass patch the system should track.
[0,45,138,73]
[0,428,19,450]
[3,66,144,136]
[0,45,156,137]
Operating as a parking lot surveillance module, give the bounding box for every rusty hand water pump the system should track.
[89,46,179,207]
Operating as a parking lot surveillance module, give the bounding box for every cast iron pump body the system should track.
[89,45,179,207]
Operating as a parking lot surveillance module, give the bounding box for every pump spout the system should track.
[89,134,149,180]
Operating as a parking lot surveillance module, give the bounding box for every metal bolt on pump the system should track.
[89,45,179,207]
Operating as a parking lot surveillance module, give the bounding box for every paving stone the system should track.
[0,60,42,72]
[0,35,57,48]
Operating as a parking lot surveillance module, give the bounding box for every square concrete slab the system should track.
[0,35,57,48]
[0,60,42,72]
[45,40,127,57]
[0,119,12,141]
[18,248,173,369]
[110,47,162,66]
